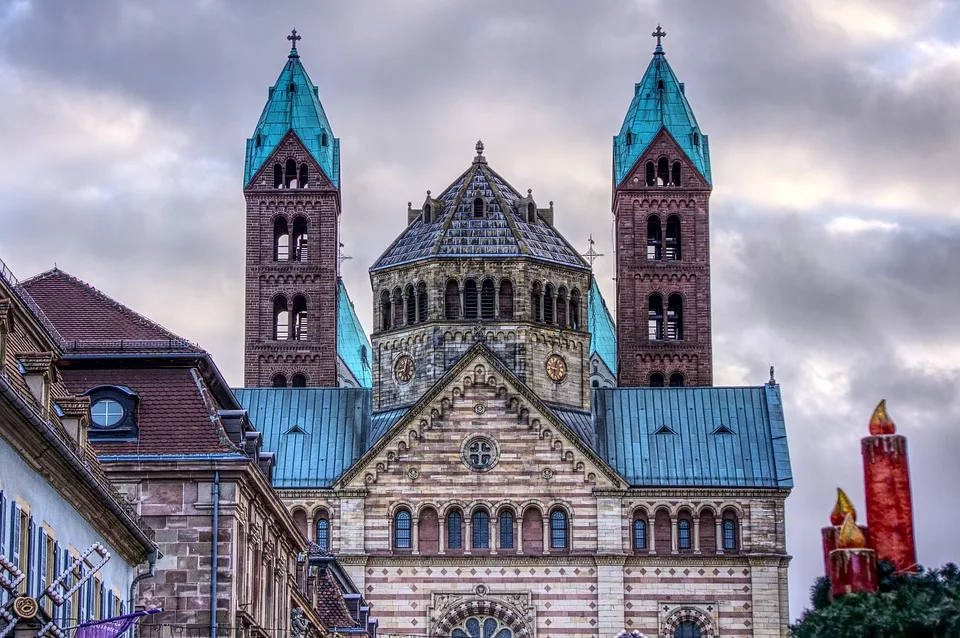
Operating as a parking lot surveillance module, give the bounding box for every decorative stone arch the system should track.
[663,606,715,637]
[432,597,532,637]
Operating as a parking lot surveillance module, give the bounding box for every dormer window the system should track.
[692,132,700,146]
[625,131,633,146]
[82,385,139,440]
[321,132,328,147]
[473,197,484,218]
[657,79,664,91]
[527,202,536,223]
[424,203,432,224]
[289,82,296,93]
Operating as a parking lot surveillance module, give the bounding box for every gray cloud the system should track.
[1,0,958,621]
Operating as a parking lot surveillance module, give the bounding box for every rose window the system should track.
[451,616,513,638]
[468,439,493,468]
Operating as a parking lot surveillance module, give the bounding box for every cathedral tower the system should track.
[243,31,341,387]
[613,27,713,387]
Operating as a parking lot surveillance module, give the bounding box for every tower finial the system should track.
[474,139,486,164]
[652,24,666,53]
[581,234,605,268]
[287,28,302,55]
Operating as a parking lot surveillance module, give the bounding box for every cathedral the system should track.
[236,28,793,638]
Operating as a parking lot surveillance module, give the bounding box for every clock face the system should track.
[394,355,415,383]
[545,354,567,382]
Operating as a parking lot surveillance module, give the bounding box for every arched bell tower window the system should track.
[299,163,309,189]
[405,284,416,325]
[671,161,682,187]
[273,163,283,188]
[544,285,555,325]
[556,287,568,328]
[464,280,478,320]
[657,157,669,186]
[392,287,404,327]
[272,373,287,388]
[380,290,392,330]
[645,161,655,187]
[274,218,290,261]
[667,294,683,341]
[445,280,461,320]
[292,216,308,262]
[285,158,298,188]
[569,289,582,330]
[665,215,681,260]
[648,294,664,340]
[650,372,665,387]
[480,279,495,320]
[273,296,290,340]
[531,283,543,322]
[499,280,514,320]
[416,282,428,323]
[292,373,307,388]
[292,295,308,340]
[647,217,662,260]
[473,197,484,218]
[669,372,685,387]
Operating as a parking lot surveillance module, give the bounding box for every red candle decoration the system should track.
[861,400,918,573]
[822,488,870,576]
[829,514,878,597]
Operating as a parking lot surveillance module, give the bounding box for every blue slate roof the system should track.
[587,278,617,374]
[592,385,792,488]
[614,43,711,186]
[371,149,589,271]
[337,279,372,388]
[244,47,340,187]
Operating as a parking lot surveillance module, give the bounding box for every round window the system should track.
[91,398,124,428]
[461,436,499,472]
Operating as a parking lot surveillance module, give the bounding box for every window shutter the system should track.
[27,517,36,596]
[0,490,6,557]
[99,581,107,620]
[62,548,72,626]
[38,529,48,600]
[11,503,21,571]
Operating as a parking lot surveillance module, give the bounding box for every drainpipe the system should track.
[210,471,221,638]
[128,548,158,637]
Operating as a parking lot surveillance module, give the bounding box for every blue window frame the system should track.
[471,510,489,549]
[447,511,462,549]
[394,510,411,549]
[499,511,514,550]
[90,399,124,428]
[550,510,567,550]
[723,519,737,550]
[678,518,691,550]
[316,519,329,550]
[633,519,647,549]
[675,621,702,638]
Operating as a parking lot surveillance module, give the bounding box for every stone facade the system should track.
[614,130,713,388]
[244,133,340,388]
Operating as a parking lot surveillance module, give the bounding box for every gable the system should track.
[339,346,623,491]
[245,131,336,192]
[618,127,711,192]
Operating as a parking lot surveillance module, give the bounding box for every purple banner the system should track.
[74,609,162,638]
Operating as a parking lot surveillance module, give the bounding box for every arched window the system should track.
[692,132,700,146]
[675,622,702,638]
[665,215,681,260]
[299,163,309,189]
[445,280,461,319]
[321,132,328,146]
[657,157,669,186]
[405,284,416,325]
[645,161,655,187]
[671,161,682,187]
[626,131,633,146]
[648,294,664,340]
[569,289,582,330]
[394,510,411,549]
[274,296,289,340]
[480,279,495,320]
[471,509,489,549]
[556,287,568,328]
[418,507,439,555]
[272,373,287,387]
[657,79,664,91]
[522,507,543,554]
[650,372,665,387]
[647,216,662,260]
[273,163,283,188]
[633,518,647,550]
[473,197,484,218]
[544,285,555,325]
[678,517,692,550]
[292,217,308,262]
[416,282,428,323]
[423,203,432,224]
[274,218,290,261]
[669,373,685,387]
[499,280,514,319]
[527,202,536,222]
[667,294,683,340]
[499,510,514,550]
[292,295,308,340]
[380,290,392,330]
[549,509,568,550]
[392,287,403,327]
[723,517,738,551]
[292,373,307,388]
[315,516,329,550]
[464,280,478,320]
[285,158,298,188]
[531,283,543,323]
[447,510,463,550]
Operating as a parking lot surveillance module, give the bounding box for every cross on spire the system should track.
[581,234,604,268]
[652,24,666,52]
[288,28,302,51]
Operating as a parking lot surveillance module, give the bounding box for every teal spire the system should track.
[613,26,711,186]
[244,30,340,187]
[587,277,617,375]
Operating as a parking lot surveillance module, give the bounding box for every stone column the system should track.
[716,519,724,554]
[492,516,499,555]
[464,516,472,555]
[339,495,366,555]
[494,287,500,319]
[694,518,701,554]
[671,517,678,554]
[438,517,445,555]
[648,516,656,553]
[516,516,523,555]
[543,518,551,554]
[412,516,420,555]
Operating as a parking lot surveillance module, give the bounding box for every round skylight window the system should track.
[91,398,124,428]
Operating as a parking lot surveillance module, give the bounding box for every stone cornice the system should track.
[330,552,789,568]
[624,487,791,499]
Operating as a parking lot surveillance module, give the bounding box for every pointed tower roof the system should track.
[244,30,340,187]
[372,141,589,271]
[337,279,372,388]
[587,277,617,374]
[613,27,711,186]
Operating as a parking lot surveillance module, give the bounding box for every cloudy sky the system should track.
[2,0,959,621]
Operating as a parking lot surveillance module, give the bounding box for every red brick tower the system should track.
[243,31,341,388]
[613,26,713,387]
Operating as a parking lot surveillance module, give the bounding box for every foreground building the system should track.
[235,29,794,638]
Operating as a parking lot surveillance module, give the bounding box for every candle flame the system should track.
[830,487,857,526]
[837,513,867,549]
[869,399,896,435]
